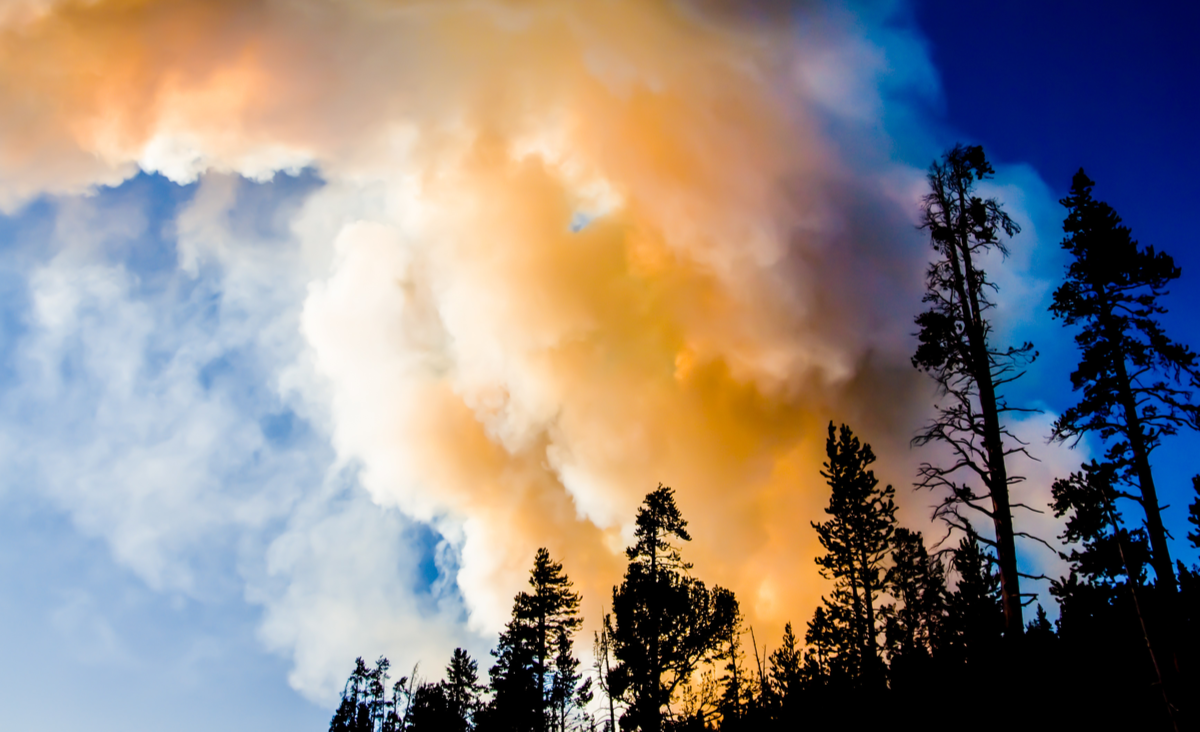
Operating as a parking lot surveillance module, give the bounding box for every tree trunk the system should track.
[859,546,879,686]
[648,538,661,732]
[1112,353,1177,595]
[953,195,1024,639]
[972,350,1024,640]
[1101,484,1181,732]
[538,608,547,732]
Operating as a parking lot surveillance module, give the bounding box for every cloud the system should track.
[250,479,478,699]
[0,0,1080,705]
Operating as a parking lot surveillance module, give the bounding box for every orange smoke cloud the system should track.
[0,0,949,693]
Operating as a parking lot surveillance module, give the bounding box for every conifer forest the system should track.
[327,147,1200,732]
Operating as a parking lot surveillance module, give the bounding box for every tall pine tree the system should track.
[444,648,484,731]
[1050,169,1200,596]
[912,144,1035,639]
[806,422,896,689]
[606,484,739,732]
[483,548,584,732]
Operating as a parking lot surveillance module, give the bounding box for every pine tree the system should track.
[606,484,739,732]
[549,626,592,732]
[943,535,1003,670]
[912,143,1035,639]
[1050,169,1200,595]
[714,599,748,730]
[1025,604,1054,643]
[329,658,373,732]
[444,648,483,731]
[484,548,583,732]
[881,528,947,685]
[329,657,406,732]
[484,623,539,731]
[1049,461,1180,728]
[593,613,618,732]
[800,604,844,686]
[807,422,896,689]
[766,623,802,724]
[406,683,457,732]
[767,623,801,700]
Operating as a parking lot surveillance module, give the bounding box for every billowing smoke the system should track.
[0,0,1072,701]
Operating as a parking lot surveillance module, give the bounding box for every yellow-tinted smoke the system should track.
[0,0,939,676]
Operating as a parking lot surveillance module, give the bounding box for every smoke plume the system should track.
[0,0,1067,700]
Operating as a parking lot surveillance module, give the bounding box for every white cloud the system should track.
[0,171,482,705]
[250,481,481,700]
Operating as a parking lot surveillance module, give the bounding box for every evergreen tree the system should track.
[1050,169,1200,595]
[1051,461,1151,600]
[483,624,539,731]
[800,604,843,686]
[444,648,484,731]
[912,143,1035,638]
[593,613,618,732]
[880,528,947,685]
[767,623,801,700]
[807,422,896,688]
[483,548,584,732]
[606,484,739,732]
[1025,604,1053,638]
[1049,461,1180,728]
[406,683,457,731]
[549,626,593,732]
[329,657,374,732]
[714,600,748,730]
[943,535,1003,669]
[329,657,408,732]
[766,623,801,724]
[367,657,395,731]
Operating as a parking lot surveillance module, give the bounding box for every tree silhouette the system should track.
[593,612,619,732]
[766,623,801,724]
[329,657,409,732]
[806,422,896,689]
[406,683,457,731]
[443,648,484,731]
[483,621,538,731]
[606,484,739,732]
[880,527,947,687]
[1050,461,1182,728]
[329,657,374,732]
[1189,476,1200,551]
[1050,169,1200,597]
[912,143,1035,639]
[714,599,748,730]
[943,535,1003,670]
[549,625,592,732]
[483,548,583,732]
[800,603,842,687]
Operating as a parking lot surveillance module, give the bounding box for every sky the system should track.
[0,1,1196,729]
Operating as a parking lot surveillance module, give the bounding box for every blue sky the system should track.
[915,0,1200,563]
[0,2,1197,730]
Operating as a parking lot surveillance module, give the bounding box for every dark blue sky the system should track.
[915,0,1200,561]
[916,0,1199,283]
